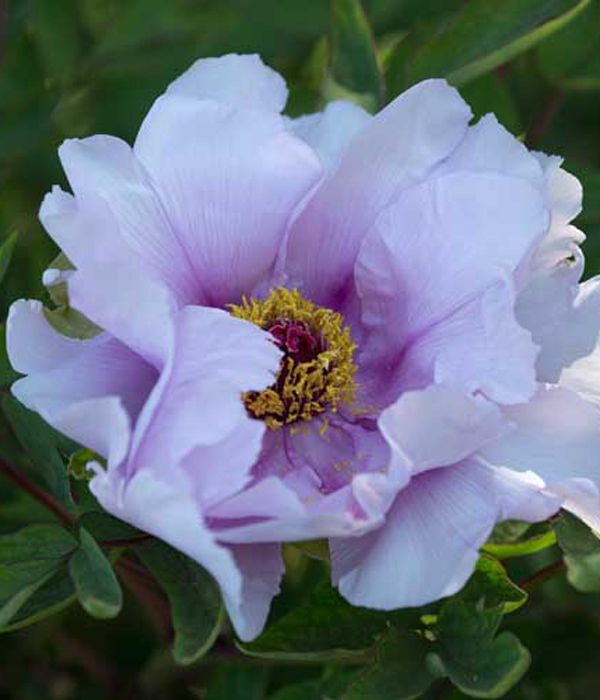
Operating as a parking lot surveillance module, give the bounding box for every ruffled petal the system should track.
[134,95,321,307]
[479,385,600,530]
[165,53,288,112]
[355,170,548,368]
[378,385,509,474]
[208,420,409,543]
[7,299,156,423]
[90,467,248,636]
[44,136,199,303]
[517,274,600,384]
[287,100,371,169]
[330,459,560,610]
[225,543,285,641]
[515,155,587,382]
[128,306,281,500]
[283,79,472,307]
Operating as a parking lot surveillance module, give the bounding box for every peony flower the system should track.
[8,54,600,639]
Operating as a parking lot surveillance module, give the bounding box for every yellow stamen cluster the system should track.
[230,288,357,430]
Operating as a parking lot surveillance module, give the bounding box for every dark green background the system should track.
[2,1,600,698]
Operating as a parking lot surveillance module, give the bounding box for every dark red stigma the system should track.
[268,320,320,364]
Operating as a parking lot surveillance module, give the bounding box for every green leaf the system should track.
[483,521,557,560]
[70,528,122,619]
[44,252,74,306]
[240,579,417,661]
[0,525,77,630]
[327,0,384,111]
[270,670,354,700]
[461,555,528,614]
[388,0,590,92]
[77,511,141,542]
[554,511,600,592]
[0,324,19,388]
[1,565,76,632]
[138,540,223,665]
[43,306,102,340]
[31,0,84,83]
[0,232,18,286]
[342,628,435,699]
[205,666,270,700]
[434,599,531,698]
[536,0,600,90]
[2,395,74,510]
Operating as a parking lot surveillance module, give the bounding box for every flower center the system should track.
[229,288,357,430]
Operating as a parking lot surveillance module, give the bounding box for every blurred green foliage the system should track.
[2,0,600,698]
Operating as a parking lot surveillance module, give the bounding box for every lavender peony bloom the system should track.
[8,54,600,638]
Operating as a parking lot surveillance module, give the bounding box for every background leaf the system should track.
[137,540,224,665]
[69,527,123,619]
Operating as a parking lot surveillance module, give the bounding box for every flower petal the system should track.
[128,306,281,502]
[479,385,600,530]
[287,100,371,169]
[378,385,509,475]
[134,95,321,307]
[330,459,560,610]
[355,170,548,367]
[283,79,472,307]
[166,53,288,112]
[44,136,199,303]
[7,299,156,422]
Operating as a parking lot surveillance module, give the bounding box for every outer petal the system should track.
[166,53,288,112]
[515,155,587,382]
[44,136,199,304]
[436,113,544,185]
[355,171,548,365]
[378,385,509,475]
[129,306,281,498]
[479,385,600,530]
[517,274,600,383]
[330,459,560,610]
[7,299,156,422]
[90,467,250,638]
[283,79,472,307]
[287,100,371,169]
[134,95,321,307]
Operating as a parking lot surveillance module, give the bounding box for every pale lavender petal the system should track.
[166,53,288,112]
[355,171,548,368]
[331,459,560,610]
[68,262,178,369]
[479,385,600,530]
[8,299,156,421]
[436,113,544,185]
[515,155,587,381]
[129,306,280,502]
[90,467,248,635]
[134,95,321,307]
[517,273,600,383]
[54,396,131,466]
[225,543,284,641]
[284,80,472,307]
[378,385,509,475]
[288,100,371,168]
[208,421,409,543]
[45,136,199,303]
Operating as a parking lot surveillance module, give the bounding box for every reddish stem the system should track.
[0,456,74,528]
[518,558,566,591]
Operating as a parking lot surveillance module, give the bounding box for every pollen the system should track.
[229,287,358,430]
